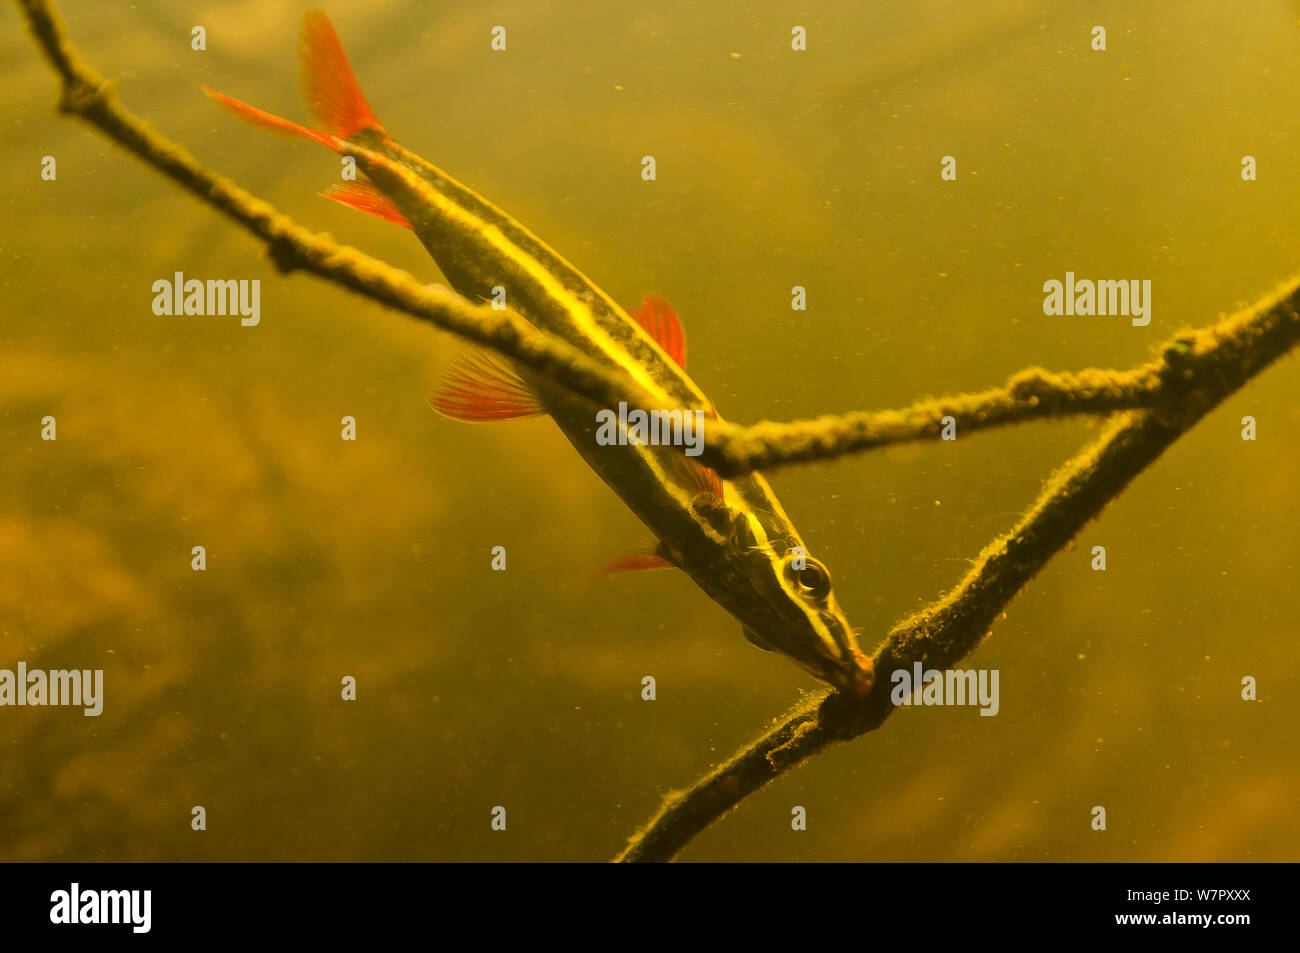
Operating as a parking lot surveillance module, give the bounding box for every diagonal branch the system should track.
[617,278,1300,861]
[14,0,663,419]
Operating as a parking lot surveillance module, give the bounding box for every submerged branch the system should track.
[700,292,1300,476]
[700,363,1156,476]
[618,277,1300,860]
[14,0,661,417]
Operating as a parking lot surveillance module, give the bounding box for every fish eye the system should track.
[785,555,832,600]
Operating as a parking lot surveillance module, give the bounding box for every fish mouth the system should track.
[734,597,873,696]
[842,650,875,699]
[815,611,874,697]
[795,643,874,698]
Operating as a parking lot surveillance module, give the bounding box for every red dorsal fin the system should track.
[321,183,412,228]
[630,295,686,368]
[299,10,385,139]
[200,85,344,150]
[430,349,543,422]
[592,552,674,579]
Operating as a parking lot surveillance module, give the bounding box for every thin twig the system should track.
[699,310,1294,476]
[699,363,1156,476]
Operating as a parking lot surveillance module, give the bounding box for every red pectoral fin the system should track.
[683,458,723,501]
[592,552,675,579]
[668,405,723,500]
[630,295,686,368]
[321,183,413,228]
[430,349,543,422]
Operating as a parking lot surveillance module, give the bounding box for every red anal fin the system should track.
[592,552,674,579]
[299,11,385,139]
[630,295,686,368]
[430,349,543,422]
[200,85,344,150]
[321,183,412,228]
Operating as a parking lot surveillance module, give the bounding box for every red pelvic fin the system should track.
[630,295,686,368]
[298,10,386,139]
[430,350,543,423]
[321,182,412,228]
[592,552,675,579]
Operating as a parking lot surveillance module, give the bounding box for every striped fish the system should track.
[204,11,873,696]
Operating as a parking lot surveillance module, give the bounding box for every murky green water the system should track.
[2,0,1298,861]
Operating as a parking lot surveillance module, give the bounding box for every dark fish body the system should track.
[204,11,873,695]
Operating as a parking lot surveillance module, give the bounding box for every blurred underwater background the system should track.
[1,0,1298,859]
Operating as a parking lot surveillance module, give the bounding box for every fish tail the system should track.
[201,11,382,151]
[199,85,346,151]
[298,10,386,139]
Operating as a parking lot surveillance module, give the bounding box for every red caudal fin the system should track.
[321,183,413,228]
[298,10,386,139]
[629,295,686,368]
[429,349,543,422]
[201,12,380,151]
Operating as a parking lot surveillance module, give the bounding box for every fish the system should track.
[202,10,874,697]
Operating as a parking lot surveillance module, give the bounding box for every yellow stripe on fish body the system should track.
[202,10,874,697]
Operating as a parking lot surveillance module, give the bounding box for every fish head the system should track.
[692,486,874,698]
